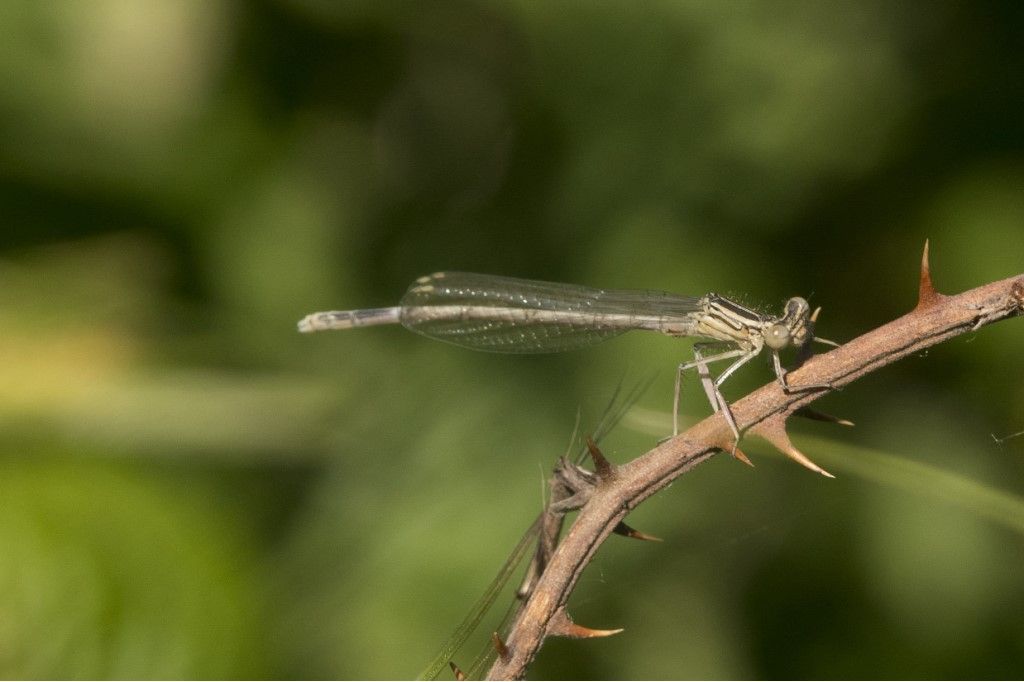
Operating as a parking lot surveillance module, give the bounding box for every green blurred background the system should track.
[1,1,1023,678]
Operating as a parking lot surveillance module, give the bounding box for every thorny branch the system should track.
[484,245,1024,680]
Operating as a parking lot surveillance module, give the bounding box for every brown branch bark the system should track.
[486,253,1024,680]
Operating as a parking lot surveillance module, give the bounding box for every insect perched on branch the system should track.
[299,271,837,453]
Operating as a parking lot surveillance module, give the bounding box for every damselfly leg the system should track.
[770,349,834,394]
[674,343,832,449]
[673,343,758,439]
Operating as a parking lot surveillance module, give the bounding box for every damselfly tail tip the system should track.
[297,311,353,333]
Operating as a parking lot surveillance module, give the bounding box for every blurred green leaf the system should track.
[0,459,264,678]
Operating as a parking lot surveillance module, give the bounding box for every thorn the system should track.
[586,436,615,480]
[713,437,755,467]
[751,418,834,478]
[548,609,624,639]
[794,407,855,427]
[449,661,466,680]
[732,444,755,468]
[491,632,510,663]
[613,521,663,542]
[916,238,943,310]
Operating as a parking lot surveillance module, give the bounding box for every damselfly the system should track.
[298,272,837,443]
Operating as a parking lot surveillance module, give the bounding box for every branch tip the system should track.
[613,521,663,542]
[548,609,624,639]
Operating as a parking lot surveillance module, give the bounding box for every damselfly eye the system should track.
[764,324,790,350]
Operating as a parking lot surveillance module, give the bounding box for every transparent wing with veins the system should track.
[398,272,703,353]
